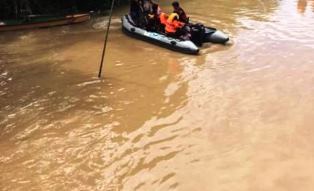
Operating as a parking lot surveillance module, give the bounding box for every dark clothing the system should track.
[142,0,152,14]
[167,28,190,40]
[130,0,147,27]
[190,24,205,46]
[146,2,161,31]
[152,3,159,15]
[147,16,160,31]
[130,0,141,14]
[130,0,162,30]
[174,7,188,23]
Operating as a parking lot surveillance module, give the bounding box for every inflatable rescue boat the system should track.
[122,14,229,54]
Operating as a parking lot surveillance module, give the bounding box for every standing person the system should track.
[172,1,189,23]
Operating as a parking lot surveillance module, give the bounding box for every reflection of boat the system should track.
[122,14,229,55]
[297,0,308,13]
[0,14,90,32]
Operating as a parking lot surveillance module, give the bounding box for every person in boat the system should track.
[142,0,156,18]
[159,12,169,33]
[151,0,161,15]
[130,0,147,27]
[146,1,162,31]
[164,13,190,40]
[130,0,140,20]
[171,1,205,45]
[172,1,189,23]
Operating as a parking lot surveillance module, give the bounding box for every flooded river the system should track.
[1,0,314,190]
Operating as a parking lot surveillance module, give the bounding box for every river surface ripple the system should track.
[1,0,314,190]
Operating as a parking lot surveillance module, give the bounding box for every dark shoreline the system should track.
[0,0,129,20]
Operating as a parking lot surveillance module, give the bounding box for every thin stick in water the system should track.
[98,0,115,78]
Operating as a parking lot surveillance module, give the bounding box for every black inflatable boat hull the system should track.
[122,15,199,54]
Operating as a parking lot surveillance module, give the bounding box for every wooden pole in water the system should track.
[98,0,115,78]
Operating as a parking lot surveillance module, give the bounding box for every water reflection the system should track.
[298,0,308,13]
[298,0,314,13]
[297,0,314,13]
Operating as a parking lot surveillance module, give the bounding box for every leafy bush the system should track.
[0,0,128,19]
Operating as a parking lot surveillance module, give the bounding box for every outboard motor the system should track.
[203,27,229,44]
[190,23,205,47]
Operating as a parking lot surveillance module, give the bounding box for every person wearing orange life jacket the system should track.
[165,13,187,38]
[159,12,168,32]
[159,13,168,25]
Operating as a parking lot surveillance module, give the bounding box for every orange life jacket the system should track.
[159,12,168,25]
[165,18,184,33]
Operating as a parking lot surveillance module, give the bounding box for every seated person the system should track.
[146,2,162,31]
[165,13,190,40]
[130,0,147,27]
[130,0,141,21]
[159,12,169,33]
[151,0,161,15]
[142,0,152,13]
[172,1,189,23]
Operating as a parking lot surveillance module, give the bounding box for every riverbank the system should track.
[0,0,129,20]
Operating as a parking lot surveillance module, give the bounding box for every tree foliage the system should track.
[0,0,127,19]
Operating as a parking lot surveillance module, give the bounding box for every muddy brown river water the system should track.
[1,0,314,190]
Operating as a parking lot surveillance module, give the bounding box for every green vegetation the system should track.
[0,0,128,19]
